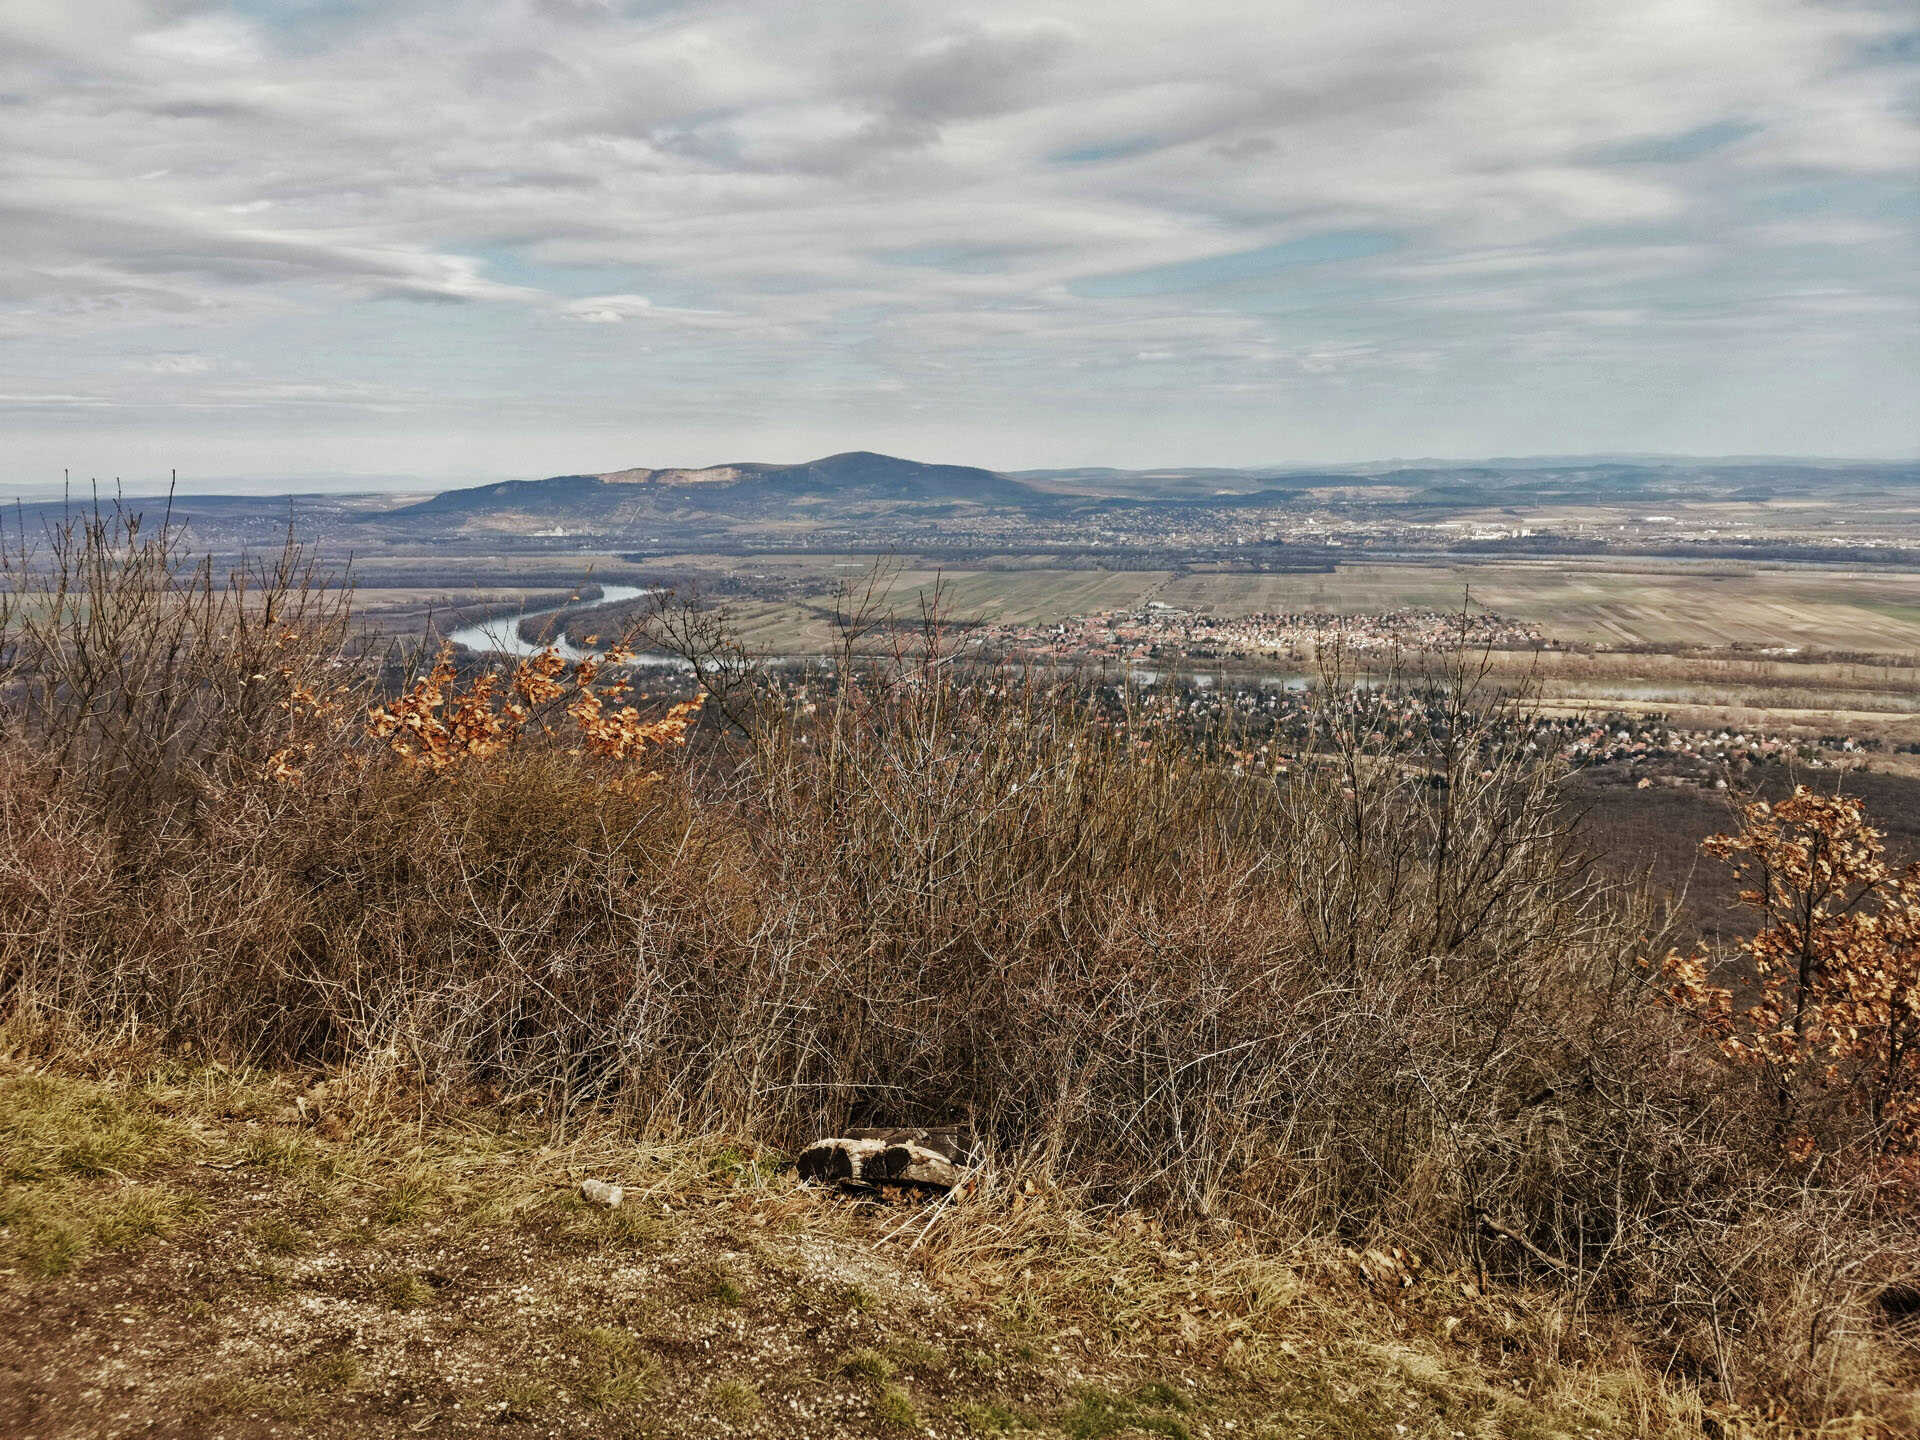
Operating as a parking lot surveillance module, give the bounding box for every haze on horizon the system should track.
[3,0,1917,492]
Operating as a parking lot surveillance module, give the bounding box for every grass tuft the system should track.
[888,1337,948,1374]
[1060,1386,1192,1440]
[957,1399,1038,1433]
[707,1378,761,1422]
[1,1076,167,1184]
[572,1325,655,1413]
[840,1347,897,1385]
[875,1384,920,1431]
[18,1216,88,1278]
[1132,1379,1194,1413]
[699,1258,746,1307]
[838,1281,878,1313]
[376,1173,441,1226]
[374,1269,435,1310]
[248,1212,309,1254]
[494,1375,558,1420]
[298,1351,361,1391]
[0,1080,189,1281]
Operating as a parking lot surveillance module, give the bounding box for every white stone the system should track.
[579,1179,623,1208]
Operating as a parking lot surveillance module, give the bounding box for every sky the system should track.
[2,0,1917,489]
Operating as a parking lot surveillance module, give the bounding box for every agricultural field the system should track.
[596,554,1920,653]
[329,550,1920,751]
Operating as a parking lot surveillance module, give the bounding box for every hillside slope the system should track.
[396,450,1048,527]
[0,1060,1732,1440]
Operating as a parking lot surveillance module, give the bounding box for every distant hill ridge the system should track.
[399,450,1044,518]
[382,451,1920,532]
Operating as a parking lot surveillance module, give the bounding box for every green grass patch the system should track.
[839,1346,897,1385]
[193,1376,320,1423]
[707,1378,761,1422]
[0,1074,169,1183]
[11,1212,88,1278]
[1256,1370,1406,1438]
[888,1337,948,1374]
[875,1385,920,1431]
[495,1375,559,1421]
[92,1185,189,1249]
[374,1269,435,1310]
[837,1280,877,1313]
[298,1351,362,1391]
[596,1203,662,1245]
[957,1399,1038,1433]
[1060,1385,1192,1439]
[1133,1380,1195,1412]
[0,1177,188,1280]
[376,1171,442,1226]
[571,1325,656,1413]
[699,1258,746,1307]
[248,1212,309,1255]
[233,1130,334,1180]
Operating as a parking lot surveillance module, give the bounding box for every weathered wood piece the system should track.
[795,1126,980,1192]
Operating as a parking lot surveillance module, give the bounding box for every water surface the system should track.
[445,584,652,661]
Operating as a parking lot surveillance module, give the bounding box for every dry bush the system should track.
[0,538,1913,1426]
[1661,787,1920,1177]
[0,496,358,825]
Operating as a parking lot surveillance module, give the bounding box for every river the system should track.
[445,584,653,661]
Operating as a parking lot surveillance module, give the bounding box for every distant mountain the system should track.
[364,451,1920,544]
[397,450,1045,524]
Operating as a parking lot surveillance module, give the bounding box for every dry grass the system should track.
[1,1056,1773,1439]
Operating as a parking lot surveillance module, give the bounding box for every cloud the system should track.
[564,293,652,323]
[129,352,215,374]
[868,20,1076,144]
[0,0,1914,474]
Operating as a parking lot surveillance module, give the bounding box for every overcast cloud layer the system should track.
[3,0,1917,484]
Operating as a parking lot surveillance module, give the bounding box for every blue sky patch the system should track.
[1070,231,1402,299]
[1591,120,1761,165]
[1048,136,1166,166]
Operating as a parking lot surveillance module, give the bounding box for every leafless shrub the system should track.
[0,494,358,827]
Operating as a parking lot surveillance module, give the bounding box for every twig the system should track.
[1474,1210,1572,1274]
